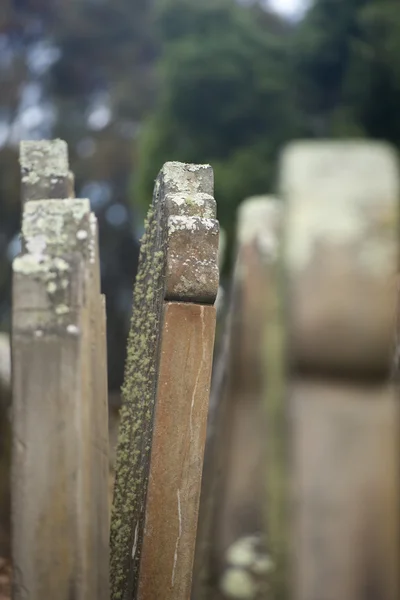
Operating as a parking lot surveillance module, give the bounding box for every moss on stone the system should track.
[110,188,167,599]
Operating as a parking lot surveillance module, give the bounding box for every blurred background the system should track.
[1,0,400,596]
[0,0,399,396]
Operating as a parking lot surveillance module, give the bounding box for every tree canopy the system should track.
[136,0,400,268]
[135,0,299,261]
[293,0,400,141]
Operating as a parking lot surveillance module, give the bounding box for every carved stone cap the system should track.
[280,140,400,375]
[156,162,220,305]
[13,198,94,328]
[20,139,75,202]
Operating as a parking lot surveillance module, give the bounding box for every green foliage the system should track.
[135,0,299,266]
[136,0,400,272]
[51,0,156,122]
[293,0,400,142]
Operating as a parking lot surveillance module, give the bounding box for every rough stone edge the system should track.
[20,140,69,176]
[162,161,214,196]
[160,162,219,304]
[19,139,75,202]
[13,198,92,330]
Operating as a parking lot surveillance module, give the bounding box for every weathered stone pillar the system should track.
[12,141,109,600]
[193,196,282,600]
[282,141,400,600]
[110,162,219,600]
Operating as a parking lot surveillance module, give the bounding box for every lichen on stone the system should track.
[162,161,213,196]
[110,178,167,600]
[166,192,216,219]
[168,215,218,235]
[19,139,75,201]
[15,197,93,323]
[20,139,69,179]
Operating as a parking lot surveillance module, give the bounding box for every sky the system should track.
[268,0,308,18]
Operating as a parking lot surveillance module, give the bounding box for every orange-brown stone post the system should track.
[110,162,219,600]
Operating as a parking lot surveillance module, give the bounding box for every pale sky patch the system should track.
[267,0,308,18]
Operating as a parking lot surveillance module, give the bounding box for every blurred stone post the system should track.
[0,334,11,558]
[281,141,400,600]
[193,196,282,600]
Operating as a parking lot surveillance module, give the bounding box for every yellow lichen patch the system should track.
[110,201,166,600]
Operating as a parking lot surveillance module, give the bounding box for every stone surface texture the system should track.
[138,302,216,600]
[282,141,399,375]
[20,140,75,202]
